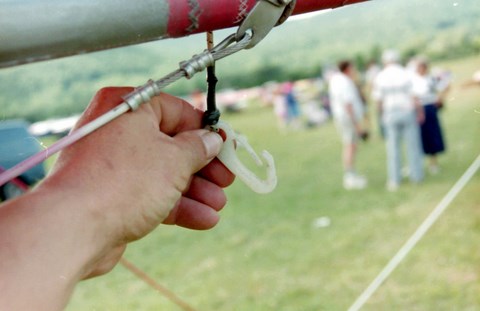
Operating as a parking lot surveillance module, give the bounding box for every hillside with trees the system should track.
[0,0,479,121]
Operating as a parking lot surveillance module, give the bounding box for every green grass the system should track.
[65,56,480,311]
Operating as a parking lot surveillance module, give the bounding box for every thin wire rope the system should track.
[348,154,480,311]
[119,258,197,311]
[0,34,251,187]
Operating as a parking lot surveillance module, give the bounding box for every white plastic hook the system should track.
[210,121,277,194]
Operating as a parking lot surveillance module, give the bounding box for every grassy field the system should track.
[65,56,480,311]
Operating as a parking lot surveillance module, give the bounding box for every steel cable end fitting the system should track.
[179,51,215,79]
[123,79,161,111]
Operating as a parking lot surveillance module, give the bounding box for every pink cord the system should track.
[0,102,130,187]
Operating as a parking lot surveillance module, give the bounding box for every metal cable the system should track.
[154,69,186,89]
[0,33,252,187]
[212,33,251,60]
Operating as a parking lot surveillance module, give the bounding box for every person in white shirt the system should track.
[329,60,368,190]
[373,50,424,191]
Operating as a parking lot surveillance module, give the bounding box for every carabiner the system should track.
[211,34,238,54]
[235,0,294,49]
[209,121,277,194]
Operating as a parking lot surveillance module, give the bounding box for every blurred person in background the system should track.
[269,83,289,131]
[373,50,424,191]
[411,56,449,174]
[329,60,368,190]
[364,59,384,138]
[294,78,329,128]
[283,81,302,129]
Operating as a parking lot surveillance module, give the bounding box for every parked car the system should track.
[0,120,46,200]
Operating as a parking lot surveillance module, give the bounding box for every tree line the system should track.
[1,0,479,122]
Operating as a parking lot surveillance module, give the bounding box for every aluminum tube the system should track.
[0,0,367,68]
[0,0,170,68]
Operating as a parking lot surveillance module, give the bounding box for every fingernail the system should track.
[202,131,223,159]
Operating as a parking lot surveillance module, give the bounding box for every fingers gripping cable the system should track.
[0,1,294,191]
[0,34,251,187]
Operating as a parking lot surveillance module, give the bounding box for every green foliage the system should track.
[0,0,479,121]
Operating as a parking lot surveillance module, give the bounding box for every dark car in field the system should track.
[0,120,46,200]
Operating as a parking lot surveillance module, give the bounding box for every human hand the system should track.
[0,87,236,310]
[354,125,369,141]
[359,130,370,141]
[40,87,234,276]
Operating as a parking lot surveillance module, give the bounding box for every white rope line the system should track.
[348,154,480,311]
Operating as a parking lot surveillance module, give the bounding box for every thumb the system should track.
[173,129,223,173]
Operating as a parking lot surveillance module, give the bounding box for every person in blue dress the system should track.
[411,57,450,174]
